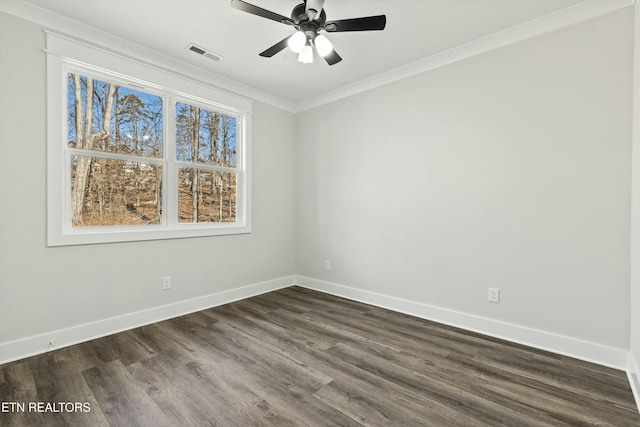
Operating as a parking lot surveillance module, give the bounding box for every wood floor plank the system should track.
[129,324,196,369]
[0,360,46,427]
[205,321,334,394]
[267,307,403,354]
[313,379,442,427]
[468,350,637,409]
[325,341,548,426]
[205,309,471,425]
[30,350,110,427]
[456,354,637,425]
[171,334,358,427]
[1,285,638,426]
[300,305,456,359]
[82,359,171,426]
[360,305,564,362]
[170,360,295,427]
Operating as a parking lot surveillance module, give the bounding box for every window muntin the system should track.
[174,101,240,224]
[68,73,165,227]
[47,32,252,246]
[64,69,247,230]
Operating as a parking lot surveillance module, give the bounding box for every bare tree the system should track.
[191,106,200,221]
[71,74,84,223]
[207,112,220,201]
[221,116,229,167]
[71,75,115,224]
[218,172,223,221]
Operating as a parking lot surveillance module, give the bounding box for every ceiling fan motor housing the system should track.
[292,2,327,40]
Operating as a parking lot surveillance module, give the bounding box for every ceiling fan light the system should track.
[288,31,306,54]
[298,45,314,64]
[314,34,333,57]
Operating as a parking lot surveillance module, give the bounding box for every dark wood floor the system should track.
[1,286,639,426]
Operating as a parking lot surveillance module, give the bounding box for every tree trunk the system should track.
[155,167,162,220]
[210,112,219,163]
[114,87,120,153]
[191,107,200,222]
[71,74,90,224]
[71,77,115,225]
[228,176,233,219]
[221,116,229,167]
[218,173,223,221]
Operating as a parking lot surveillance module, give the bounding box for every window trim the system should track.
[46,32,252,246]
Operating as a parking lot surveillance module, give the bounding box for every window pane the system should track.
[71,155,162,226]
[175,102,237,167]
[67,73,163,158]
[178,168,237,223]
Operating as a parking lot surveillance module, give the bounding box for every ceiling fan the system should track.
[230,0,386,65]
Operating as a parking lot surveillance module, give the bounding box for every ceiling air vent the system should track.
[186,43,223,61]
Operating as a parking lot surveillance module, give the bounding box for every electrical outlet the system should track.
[162,276,171,290]
[324,260,331,271]
[488,288,500,303]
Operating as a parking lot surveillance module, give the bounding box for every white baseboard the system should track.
[629,352,640,413]
[2,274,638,415]
[295,276,629,370]
[0,275,295,365]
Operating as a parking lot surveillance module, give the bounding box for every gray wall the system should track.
[0,12,296,346]
[295,8,633,350]
[0,4,636,374]
[631,0,640,394]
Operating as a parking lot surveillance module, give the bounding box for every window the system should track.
[68,74,165,227]
[174,101,239,224]
[46,33,252,246]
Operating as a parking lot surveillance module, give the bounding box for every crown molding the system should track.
[294,0,635,113]
[0,0,297,113]
[1,0,633,114]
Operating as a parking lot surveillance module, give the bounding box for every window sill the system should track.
[47,223,252,247]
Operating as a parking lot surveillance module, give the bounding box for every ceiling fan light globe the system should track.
[314,34,333,57]
[298,45,314,63]
[288,31,307,53]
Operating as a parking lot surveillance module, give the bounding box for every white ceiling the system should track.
[19,0,593,104]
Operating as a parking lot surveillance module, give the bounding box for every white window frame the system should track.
[46,32,252,246]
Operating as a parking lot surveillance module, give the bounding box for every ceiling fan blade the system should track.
[325,15,386,32]
[323,49,342,66]
[230,0,293,25]
[305,0,325,20]
[259,36,291,57]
